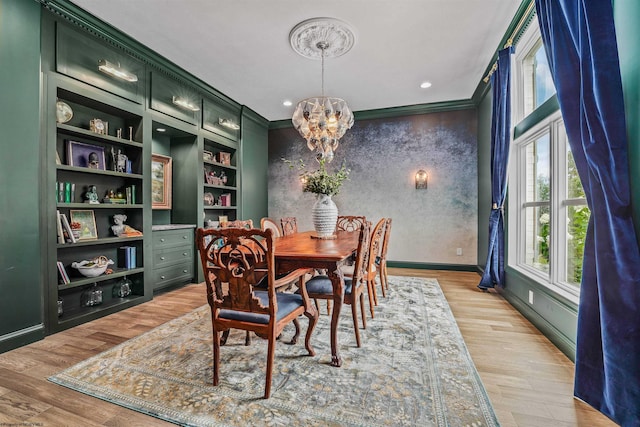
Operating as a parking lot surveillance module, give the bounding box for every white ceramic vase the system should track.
[312,193,338,238]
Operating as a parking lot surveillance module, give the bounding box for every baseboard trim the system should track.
[0,324,45,354]
[497,287,577,361]
[388,261,480,272]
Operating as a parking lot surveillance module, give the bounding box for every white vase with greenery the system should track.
[284,158,350,238]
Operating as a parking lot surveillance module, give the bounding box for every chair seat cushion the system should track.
[304,275,353,295]
[219,291,303,324]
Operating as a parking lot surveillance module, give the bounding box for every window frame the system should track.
[508,21,584,305]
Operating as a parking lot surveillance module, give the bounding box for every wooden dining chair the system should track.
[336,215,367,232]
[196,227,317,399]
[302,220,371,347]
[260,217,281,237]
[365,218,387,314]
[280,217,298,236]
[376,218,392,296]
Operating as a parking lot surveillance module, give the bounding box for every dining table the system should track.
[274,230,360,367]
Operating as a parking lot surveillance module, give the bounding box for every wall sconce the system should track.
[219,117,240,130]
[97,59,138,82]
[415,170,428,189]
[172,96,200,112]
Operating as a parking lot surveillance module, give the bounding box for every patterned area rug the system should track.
[49,276,499,426]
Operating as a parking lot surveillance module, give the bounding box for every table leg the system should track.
[327,265,345,367]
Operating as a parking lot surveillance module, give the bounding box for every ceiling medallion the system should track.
[289,17,355,60]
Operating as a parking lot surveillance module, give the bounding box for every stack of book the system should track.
[118,246,137,269]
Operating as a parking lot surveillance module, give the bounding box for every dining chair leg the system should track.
[264,329,277,399]
[326,299,331,315]
[377,270,387,298]
[303,307,318,357]
[370,277,379,306]
[213,328,221,386]
[367,280,376,318]
[245,331,252,346]
[313,298,320,313]
[350,301,362,348]
[359,293,367,329]
[220,329,229,346]
[289,318,301,345]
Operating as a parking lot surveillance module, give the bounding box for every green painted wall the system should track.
[240,108,269,226]
[0,0,45,351]
[615,0,640,238]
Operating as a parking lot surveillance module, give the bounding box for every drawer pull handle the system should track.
[182,235,188,239]
[160,238,165,242]
[183,269,188,273]
[160,275,165,279]
[160,256,166,260]
[183,252,188,256]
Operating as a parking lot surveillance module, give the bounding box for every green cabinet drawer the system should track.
[152,263,193,290]
[154,247,194,268]
[153,229,194,249]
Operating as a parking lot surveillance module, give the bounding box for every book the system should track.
[70,183,76,202]
[56,210,65,244]
[56,261,70,284]
[64,182,71,203]
[118,246,136,269]
[58,181,65,203]
[130,184,136,204]
[60,213,76,243]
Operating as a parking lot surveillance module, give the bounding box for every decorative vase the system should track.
[312,193,338,238]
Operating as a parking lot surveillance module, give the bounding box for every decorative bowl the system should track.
[72,256,114,278]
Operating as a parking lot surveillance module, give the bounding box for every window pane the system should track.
[525,134,550,202]
[567,145,585,199]
[523,41,556,116]
[534,46,555,109]
[525,205,550,273]
[566,204,590,285]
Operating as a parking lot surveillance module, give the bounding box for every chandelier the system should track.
[290,18,355,163]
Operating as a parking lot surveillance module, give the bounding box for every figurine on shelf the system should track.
[219,170,228,185]
[85,185,100,204]
[111,147,128,173]
[111,214,143,237]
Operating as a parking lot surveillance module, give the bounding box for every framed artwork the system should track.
[151,153,172,209]
[203,150,214,162]
[70,210,98,241]
[67,141,106,170]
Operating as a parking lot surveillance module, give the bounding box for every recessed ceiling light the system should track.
[156,128,166,132]
[420,81,432,89]
[283,100,293,107]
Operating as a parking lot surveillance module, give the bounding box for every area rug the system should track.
[49,276,499,426]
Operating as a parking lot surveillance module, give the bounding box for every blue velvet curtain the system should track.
[478,47,513,291]
[535,1,640,424]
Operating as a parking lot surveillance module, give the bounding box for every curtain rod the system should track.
[482,1,536,83]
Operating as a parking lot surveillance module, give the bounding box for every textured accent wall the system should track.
[268,109,478,265]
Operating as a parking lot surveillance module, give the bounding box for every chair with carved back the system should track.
[336,215,367,233]
[364,218,387,316]
[260,217,282,237]
[302,220,371,347]
[196,227,317,399]
[280,217,298,236]
[376,218,392,296]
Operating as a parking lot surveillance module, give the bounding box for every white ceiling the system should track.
[69,0,522,122]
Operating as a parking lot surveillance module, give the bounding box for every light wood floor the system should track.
[0,269,617,426]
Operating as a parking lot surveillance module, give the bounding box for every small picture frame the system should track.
[203,150,214,162]
[151,153,172,209]
[90,118,109,135]
[217,152,231,165]
[70,210,98,241]
[67,141,106,170]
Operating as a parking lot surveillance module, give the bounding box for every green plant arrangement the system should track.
[283,158,350,196]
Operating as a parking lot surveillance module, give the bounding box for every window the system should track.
[509,23,589,300]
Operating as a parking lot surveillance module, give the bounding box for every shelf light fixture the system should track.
[97,59,138,82]
[218,117,240,130]
[172,96,200,112]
